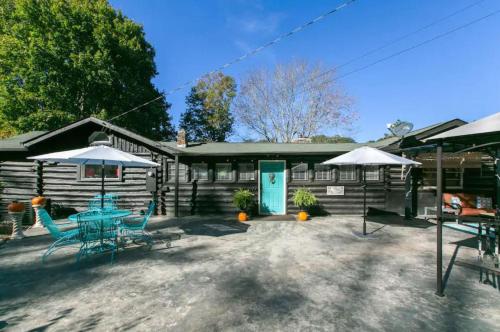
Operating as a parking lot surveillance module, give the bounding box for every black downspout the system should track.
[174,155,179,218]
[436,142,444,297]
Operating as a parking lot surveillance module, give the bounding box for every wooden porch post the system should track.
[496,148,500,210]
[174,155,179,218]
[436,142,444,296]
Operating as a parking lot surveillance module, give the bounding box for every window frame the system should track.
[215,163,233,182]
[422,167,464,189]
[238,163,255,181]
[364,166,380,182]
[79,164,122,182]
[291,163,308,181]
[339,165,357,182]
[191,163,209,181]
[314,164,331,181]
[167,162,187,182]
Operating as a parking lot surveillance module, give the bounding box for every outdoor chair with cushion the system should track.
[119,202,155,248]
[443,193,496,217]
[76,210,118,263]
[39,208,79,263]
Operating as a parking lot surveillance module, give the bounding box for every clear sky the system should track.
[108,0,500,142]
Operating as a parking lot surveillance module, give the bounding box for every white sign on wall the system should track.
[327,186,344,196]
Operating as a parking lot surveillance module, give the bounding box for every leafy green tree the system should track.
[0,0,175,140]
[179,72,236,142]
[310,135,356,143]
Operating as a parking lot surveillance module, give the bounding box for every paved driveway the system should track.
[0,215,499,331]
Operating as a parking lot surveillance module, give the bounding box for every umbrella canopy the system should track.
[28,145,160,168]
[322,146,421,166]
[322,146,420,236]
[28,144,160,209]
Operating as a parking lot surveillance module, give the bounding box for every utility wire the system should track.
[296,7,500,96]
[293,0,487,92]
[107,0,358,122]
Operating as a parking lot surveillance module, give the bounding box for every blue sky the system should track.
[108,0,500,142]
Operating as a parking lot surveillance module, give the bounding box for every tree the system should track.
[0,0,175,140]
[234,60,355,143]
[310,135,356,143]
[179,72,236,142]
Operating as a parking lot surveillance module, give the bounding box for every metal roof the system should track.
[161,140,392,156]
[426,112,500,142]
[0,131,47,151]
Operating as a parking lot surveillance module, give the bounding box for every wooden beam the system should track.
[436,142,444,297]
[174,155,179,217]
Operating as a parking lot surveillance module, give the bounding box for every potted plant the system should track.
[8,200,26,239]
[292,188,317,221]
[233,188,254,222]
[31,196,46,228]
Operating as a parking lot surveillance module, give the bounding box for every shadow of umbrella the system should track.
[180,220,250,237]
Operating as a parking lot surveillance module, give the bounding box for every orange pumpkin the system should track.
[298,211,308,221]
[238,212,248,222]
[8,201,25,213]
[31,196,46,206]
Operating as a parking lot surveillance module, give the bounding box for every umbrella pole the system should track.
[101,160,105,209]
[363,166,367,236]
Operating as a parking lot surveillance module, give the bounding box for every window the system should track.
[339,165,356,181]
[292,163,308,181]
[80,164,121,180]
[238,163,255,181]
[364,166,380,181]
[167,162,186,182]
[216,163,233,181]
[314,164,331,181]
[422,168,463,189]
[191,163,208,181]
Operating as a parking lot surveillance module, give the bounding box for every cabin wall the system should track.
[162,156,389,217]
[0,131,174,220]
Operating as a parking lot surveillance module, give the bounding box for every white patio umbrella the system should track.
[323,146,421,236]
[28,143,160,209]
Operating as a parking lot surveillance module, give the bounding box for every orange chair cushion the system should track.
[443,193,478,209]
[460,207,496,216]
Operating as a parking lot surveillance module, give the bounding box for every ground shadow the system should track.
[180,220,250,237]
[366,214,434,229]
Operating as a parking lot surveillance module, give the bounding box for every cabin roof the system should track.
[161,140,392,156]
[425,112,500,142]
[0,131,47,151]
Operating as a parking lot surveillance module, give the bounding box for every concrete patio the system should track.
[0,215,499,331]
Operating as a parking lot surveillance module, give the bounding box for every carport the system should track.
[425,112,500,296]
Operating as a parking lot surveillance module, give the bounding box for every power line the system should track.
[293,0,487,92]
[297,7,500,96]
[108,0,358,123]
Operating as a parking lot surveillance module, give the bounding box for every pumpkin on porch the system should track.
[8,200,25,213]
[233,189,254,222]
[31,196,46,206]
[292,188,317,222]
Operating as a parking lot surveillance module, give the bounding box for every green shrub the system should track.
[233,188,254,212]
[292,188,317,211]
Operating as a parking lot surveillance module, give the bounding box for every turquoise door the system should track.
[260,161,285,215]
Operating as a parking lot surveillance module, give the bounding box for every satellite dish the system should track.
[387,120,413,137]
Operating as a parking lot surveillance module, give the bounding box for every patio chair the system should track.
[39,209,79,263]
[119,202,156,248]
[88,194,118,211]
[76,210,118,263]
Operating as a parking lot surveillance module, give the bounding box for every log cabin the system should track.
[0,117,496,221]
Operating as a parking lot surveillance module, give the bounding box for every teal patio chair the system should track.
[76,210,118,263]
[119,202,155,248]
[88,194,118,211]
[39,209,79,263]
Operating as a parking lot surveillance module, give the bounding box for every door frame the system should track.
[258,160,287,215]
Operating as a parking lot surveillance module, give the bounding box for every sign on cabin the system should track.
[327,186,344,196]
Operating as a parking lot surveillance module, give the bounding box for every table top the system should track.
[68,210,132,222]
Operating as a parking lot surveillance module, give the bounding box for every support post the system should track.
[363,166,367,236]
[496,148,500,211]
[101,160,105,209]
[436,142,444,297]
[174,155,179,218]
